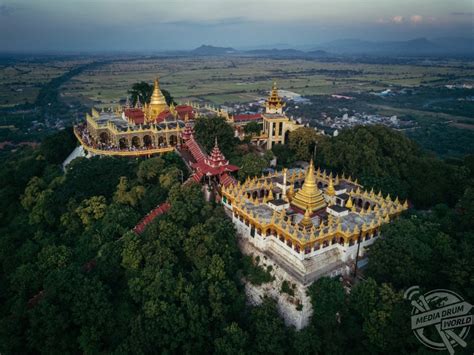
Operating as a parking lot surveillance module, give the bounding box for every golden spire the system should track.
[268,189,274,200]
[265,81,285,113]
[403,200,409,209]
[291,160,327,213]
[300,205,313,228]
[327,178,335,196]
[345,198,353,209]
[150,77,167,106]
[287,184,294,202]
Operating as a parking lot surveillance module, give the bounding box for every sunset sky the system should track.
[0,0,472,51]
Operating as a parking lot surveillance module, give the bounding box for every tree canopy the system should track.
[1,124,473,353]
[193,116,237,158]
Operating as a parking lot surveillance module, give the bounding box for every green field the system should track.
[0,59,90,107]
[56,57,474,107]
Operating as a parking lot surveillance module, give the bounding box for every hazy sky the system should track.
[0,0,472,51]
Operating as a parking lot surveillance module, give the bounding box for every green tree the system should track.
[194,116,236,157]
[243,121,262,136]
[288,127,324,161]
[272,143,295,166]
[137,157,165,184]
[129,82,175,106]
[366,216,456,290]
[214,322,248,355]
[113,177,145,207]
[347,278,415,353]
[40,128,77,165]
[307,277,347,353]
[75,196,107,227]
[238,153,267,180]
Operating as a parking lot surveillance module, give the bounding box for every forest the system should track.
[0,121,473,354]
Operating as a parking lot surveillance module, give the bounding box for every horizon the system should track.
[0,0,472,52]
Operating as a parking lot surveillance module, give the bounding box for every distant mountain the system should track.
[188,45,329,58]
[240,48,329,58]
[243,48,306,57]
[190,45,236,55]
[306,49,329,57]
[314,37,474,56]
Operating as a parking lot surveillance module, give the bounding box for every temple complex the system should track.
[222,160,407,282]
[74,78,303,157]
[74,77,194,157]
[221,161,407,328]
[72,76,410,329]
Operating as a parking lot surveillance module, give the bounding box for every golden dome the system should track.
[291,161,327,213]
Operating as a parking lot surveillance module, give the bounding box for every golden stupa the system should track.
[145,77,168,120]
[299,205,314,228]
[291,160,327,213]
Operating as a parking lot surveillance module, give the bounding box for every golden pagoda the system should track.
[145,77,168,121]
[327,178,335,196]
[265,81,285,114]
[299,206,314,229]
[291,161,327,213]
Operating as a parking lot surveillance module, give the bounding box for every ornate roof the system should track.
[181,122,194,141]
[291,160,327,213]
[266,81,285,109]
[191,138,239,177]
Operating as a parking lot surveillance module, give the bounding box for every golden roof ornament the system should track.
[291,160,327,213]
[300,206,313,228]
[353,224,360,234]
[268,189,274,200]
[345,198,353,209]
[327,178,336,196]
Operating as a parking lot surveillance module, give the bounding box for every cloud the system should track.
[163,17,250,27]
[391,16,404,24]
[0,4,15,16]
[410,15,423,24]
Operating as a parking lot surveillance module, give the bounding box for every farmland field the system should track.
[1,55,473,157]
[56,57,474,107]
[0,58,91,108]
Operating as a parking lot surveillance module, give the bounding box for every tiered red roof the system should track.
[181,122,194,141]
[191,138,239,178]
[233,113,262,123]
[124,108,145,124]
